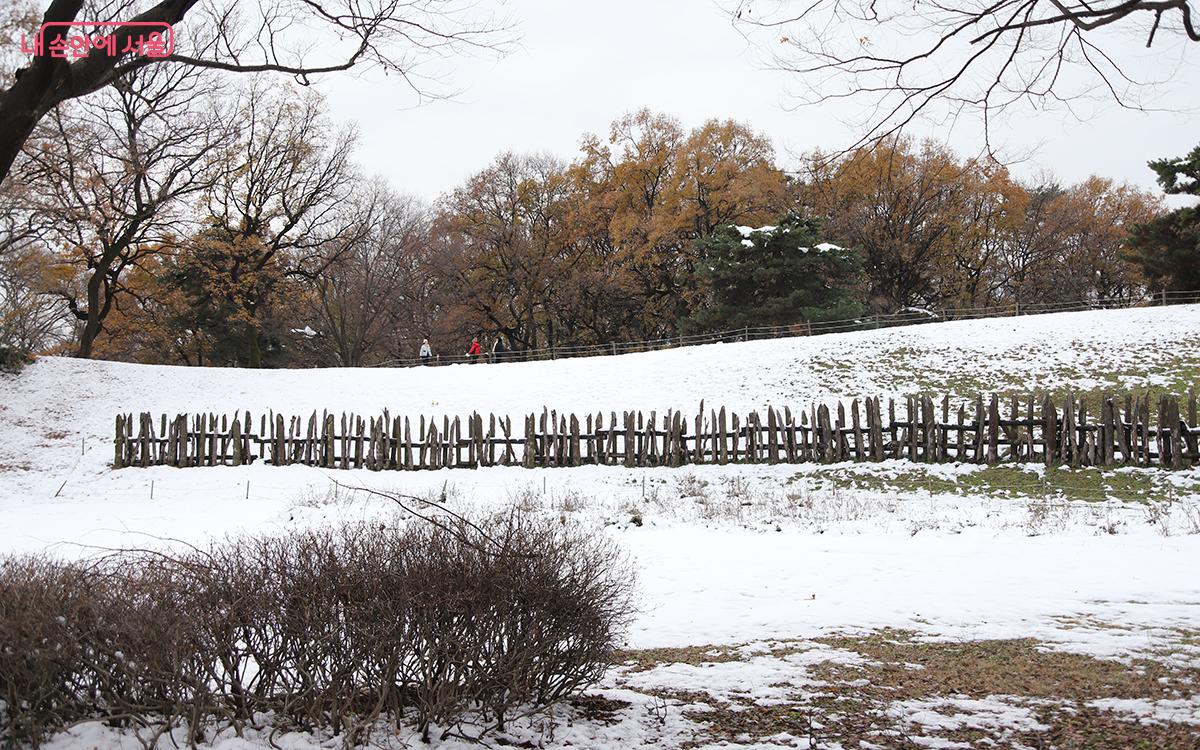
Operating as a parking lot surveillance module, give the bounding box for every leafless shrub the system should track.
[0,516,636,747]
[1144,501,1172,536]
[722,476,754,505]
[674,474,710,501]
[512,486,543,513]
[556,488,587,514]
[0,555,99,745]
[0,553,204,748]
[294,483,352,508]
[1179,500,1200,536]
[1022,495,1082,536]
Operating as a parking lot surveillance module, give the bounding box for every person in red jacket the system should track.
[467,337,482,363]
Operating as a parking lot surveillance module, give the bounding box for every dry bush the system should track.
[0,554,202,747]
[0,556,99,744]
[0,517,635,748]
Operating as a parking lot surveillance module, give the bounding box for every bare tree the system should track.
[211,85,361,272]
[302,180,433,366]
[0,0,512,183]
[0,176,73,353]
[191,83,362,366]
[732,1,1199,156]
[18,62,226,357]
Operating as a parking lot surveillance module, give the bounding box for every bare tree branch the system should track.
[0,0,515,183]
[731,0,1198,158]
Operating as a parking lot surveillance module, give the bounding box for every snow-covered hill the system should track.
[4,305,1200,746]
[2,304,1199,654]
[5,304,1200,483]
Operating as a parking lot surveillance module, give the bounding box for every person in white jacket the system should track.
[419,339,433,365]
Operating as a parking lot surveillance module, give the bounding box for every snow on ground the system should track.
[3,459,1199,658]
[1,305,1198,649]
[1087,697,1200,726]
[3,305,1200,747]
[2,303,1198,500]
[887,697,1051,736]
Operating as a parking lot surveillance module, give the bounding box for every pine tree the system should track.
[1125,145,1200,293]
[683,215,864,333]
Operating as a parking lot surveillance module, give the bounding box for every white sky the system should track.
[318,0,1199,204]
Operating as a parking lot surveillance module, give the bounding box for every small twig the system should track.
[1147,8,1163,46]
[322,473,506,551]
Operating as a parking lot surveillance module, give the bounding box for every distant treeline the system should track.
[1,72,1194,368]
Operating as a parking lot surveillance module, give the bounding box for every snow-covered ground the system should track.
[4,304,1198,500]
[3,305,1200,747]
[4,460,1200,654]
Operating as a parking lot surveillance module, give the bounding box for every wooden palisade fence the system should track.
[114,392,1200,472]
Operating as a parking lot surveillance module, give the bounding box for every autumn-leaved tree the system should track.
[982,177,1158,305]
[572,110,689,338]
[573,110,787,336]
[0,173,74,354]
[934,166,1026,308]
[19,63,225,357]
[432,111,791,354]
[801,137,1160,312]
[188,83,359,367]
[801,138,971,311]
[437,152,578,354]
[1040,177,1160,303]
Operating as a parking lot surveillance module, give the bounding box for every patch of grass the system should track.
[823,633,1200,748]
[617,639,822,673]
[799,337,1199,421]
[811,630,1193,703]
[565,694,631,725]
[679,702,820,749]
[794,464,1193,503]
[1032,706,1200,750]
[616,644,748,672]
[873,344,1200,404]
[1174,628,1200,648]
[619,629,1200,750]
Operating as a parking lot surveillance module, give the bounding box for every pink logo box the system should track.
[21,21,175,59]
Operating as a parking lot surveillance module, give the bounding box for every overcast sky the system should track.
[318,0,1199,204]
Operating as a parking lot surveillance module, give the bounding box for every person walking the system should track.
[419,338,432,365]
[491,336,506,363]
[467,337,482,364]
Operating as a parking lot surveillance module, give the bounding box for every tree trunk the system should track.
[0,80,52,185]
[1,0,89,182]
[247,325,262,368]
[0,0,207,183]
[75,269,106,358]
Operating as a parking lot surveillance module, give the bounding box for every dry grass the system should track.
[619,630,1200,749]
[616,644,749,672]
[565,693,632,725]
[812,631,1190,702]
